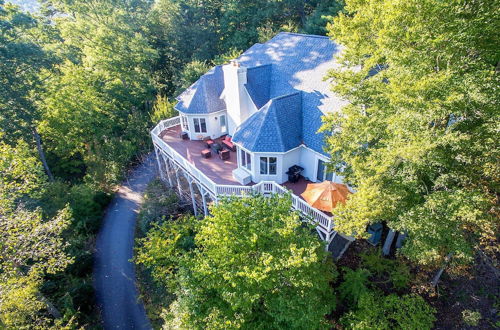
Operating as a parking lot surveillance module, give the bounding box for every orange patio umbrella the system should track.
[300,181,351,213]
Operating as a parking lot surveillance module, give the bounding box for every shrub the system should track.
[462,309,481,326]
[135,215,197,290]
[361,251,411,290]
[341,292,436,330]
[339,268,371,307]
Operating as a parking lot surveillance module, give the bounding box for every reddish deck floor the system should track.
[283,177,311,197]
[160,125,313,198]
[160,125,241,185]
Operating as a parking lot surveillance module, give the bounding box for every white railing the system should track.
[151,119,334,234]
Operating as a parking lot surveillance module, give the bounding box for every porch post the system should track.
[201,189,208,216]
[154,145,165,181]
[162,154,174,187]
[187,178,198,217]
[174,166,183,197]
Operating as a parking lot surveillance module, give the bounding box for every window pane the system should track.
[260,157,268,174]
[317,159,325,181]
[326,172,333,181]
[200,118,207,133]
[246,152,251,170]
[240,149,246,167]
[194,118,200,133]
[182,115,189,131]
[269,157,277,175]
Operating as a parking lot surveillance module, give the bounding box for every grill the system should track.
[286,165,304,183]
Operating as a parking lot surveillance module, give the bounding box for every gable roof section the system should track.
[232,92,302,153]
[245,64,272,109]
[175,65,226,114]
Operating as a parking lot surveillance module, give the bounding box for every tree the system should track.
[0,1,59,181]
[341,292,436,329]
[321,0,499,267]
[40,0,158,187]
[0,141,73,328]
[162,194,336,329]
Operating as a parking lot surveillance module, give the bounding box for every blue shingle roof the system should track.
[175,66,226,114]
[232,93,302,152]
[245,64,271,109]
[175,32,348,156]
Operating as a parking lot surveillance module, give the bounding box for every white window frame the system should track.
[181,114,189,132]
[239,148,252,172]
[316,158,334,182]
[193,117,207,133]
[259,156,277,175]
[219,114,227,134]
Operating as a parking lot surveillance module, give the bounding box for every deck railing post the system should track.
[202,189,208,216]
[154,145,165,181]
[162,155,174,187]
[173,166,183,198]
[188,178,197,217]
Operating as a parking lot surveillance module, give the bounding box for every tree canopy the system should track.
[138,194,337,329]
[321,0,499,267]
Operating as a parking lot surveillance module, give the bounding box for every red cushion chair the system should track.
[219,149,230,160]
[222,136,235,151]
[201,149,211,158]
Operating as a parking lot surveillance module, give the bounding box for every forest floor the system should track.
[339,240,499,329]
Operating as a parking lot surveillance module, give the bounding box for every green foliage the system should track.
[360,252,411,290]
[0,140,47,210]
[136,215,197,290]
[38,0,158,188]
[301,0,344,35]
[162,194,337,329]
[338,268,370,307]
[149,94,177,124]
[175,60,211,93]
[0,1,59,143]
[212,48,243,66]
[341,292,436,330]
[462,309,481,326]
[322,0,499,267]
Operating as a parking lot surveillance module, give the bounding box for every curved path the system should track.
[94,154,156,329]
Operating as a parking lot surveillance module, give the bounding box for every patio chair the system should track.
[222,136,236,151]
[219,149,230,160]
[201,149,211,159]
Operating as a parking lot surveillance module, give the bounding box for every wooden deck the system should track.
[160,125,241,185]
[160,125,314,199]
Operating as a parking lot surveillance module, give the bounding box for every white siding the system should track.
[280,147,302,183]
[182,111,228,140]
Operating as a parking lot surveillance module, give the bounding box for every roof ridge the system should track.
[269,99,286,152]
[246,63,272,71]
[270,91,301,102]
[275,32,330,39]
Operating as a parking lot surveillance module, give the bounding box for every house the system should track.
[151,32,354,254]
